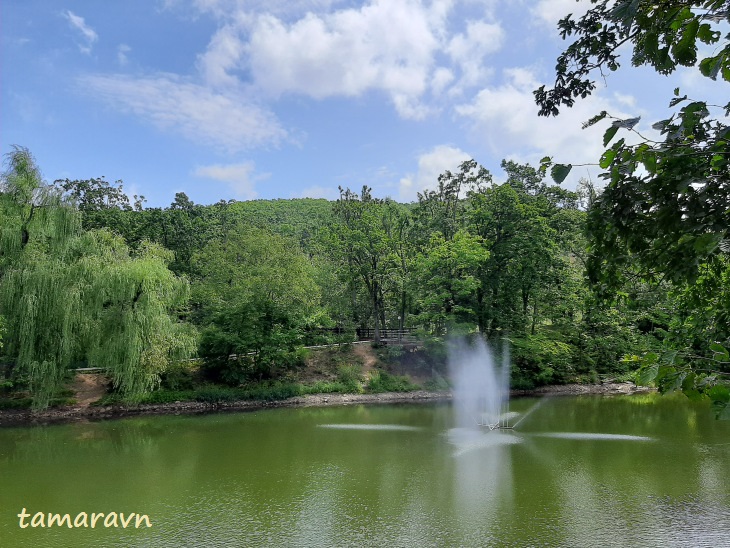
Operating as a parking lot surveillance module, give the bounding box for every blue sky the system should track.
[2,0,721,207]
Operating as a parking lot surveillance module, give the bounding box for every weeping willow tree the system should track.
[0,147,196,408]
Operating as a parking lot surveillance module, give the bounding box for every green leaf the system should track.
[582,111,608,129]
[644,31,659,57]
[550,163,572,183]
[693,233,721,254]
[710,343,729,361]
[636,363,658,386]
[672,18,699,65]
[599,149,617,168]
[681,372,696,392]
[708,385,730,403]
[700,55,723,80]
[697,23,719,44]
[710,342,728,354]
[603,125,619,146]
[684,388,704,402]
[642,151,657,173]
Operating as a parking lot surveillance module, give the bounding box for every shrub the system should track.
[0,397,33,409]
[366,370,419,393]
[511,334,574,387]
[336,364,363,391]
[160,361,199,391]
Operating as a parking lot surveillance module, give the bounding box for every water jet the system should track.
[449,336,513,431]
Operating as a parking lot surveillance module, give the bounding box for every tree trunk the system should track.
[372,283,381,343]
[399,289,406,331]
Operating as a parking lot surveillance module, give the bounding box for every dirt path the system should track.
[352,343,378,378]
[70,373,108,408]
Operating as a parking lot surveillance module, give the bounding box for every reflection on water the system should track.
[0,395,729,547]
[532,432,654,441]
[318,424,422,431]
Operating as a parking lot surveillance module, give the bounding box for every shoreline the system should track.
[0,383,652,427]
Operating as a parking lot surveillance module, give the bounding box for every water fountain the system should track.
[448,336,513,431]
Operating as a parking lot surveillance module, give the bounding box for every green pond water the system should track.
[0,393,729,547]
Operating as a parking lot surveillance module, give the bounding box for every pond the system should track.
[1,393,729,547]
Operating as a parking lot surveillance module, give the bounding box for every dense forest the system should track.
[0,146,726,415]
[1,1,728,415]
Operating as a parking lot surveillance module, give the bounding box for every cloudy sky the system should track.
[2,0,718,206]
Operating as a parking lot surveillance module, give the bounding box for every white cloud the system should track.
[117,44,131,66]
[85,0,511,147]
[455,67,638,187]
[190,1,506,117]
[193,161,269,199]
[399,144,472,202]
[244,1,444,119]
[64,10,98,54]
[197,22,248,88]
[80,74,287,153]
[431,67,455,95]
[175,0,347,19]
[531,0,592,28]
[446,19,504,90]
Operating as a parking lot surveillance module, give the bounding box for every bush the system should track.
[366,370,419,393]
[511,334,574,387]
[305,381,353,394]
[336,364,363,391]
[0,397,33,409]
[160,361,199,391]
[142,390,194,404]
[424,376,451,391]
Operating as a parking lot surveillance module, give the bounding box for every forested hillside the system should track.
[0,147,727,413]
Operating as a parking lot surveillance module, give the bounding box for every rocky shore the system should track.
[0,382,653,427]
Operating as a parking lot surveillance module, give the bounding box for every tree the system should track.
[192,224,320,383]
[535,0,730,286]
[0,147,195,408]
[329,186,399,342]
[535,1,730,414]
[413,229,489,333]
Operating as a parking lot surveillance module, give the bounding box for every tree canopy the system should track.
[0,147,195,408]
[535,0,730,415]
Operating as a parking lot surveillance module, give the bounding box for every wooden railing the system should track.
[356,328,419,344]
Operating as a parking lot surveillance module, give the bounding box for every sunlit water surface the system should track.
[1,393,729,547]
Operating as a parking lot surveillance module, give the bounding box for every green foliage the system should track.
[535,1,730,115]
[632,341,730,418]
[3,146,701,412]
[536,0,730,413]
[366,370,419,393]
[328,186,405,341]
[159,361,199,391]
[413,229,489,331]
[336,364,363,391]
[0,147,195,408]
[0,396,33,410]
[511,334,574,387]
[193,224,318,383]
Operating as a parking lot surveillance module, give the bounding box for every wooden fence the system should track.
[356,328,419,345]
